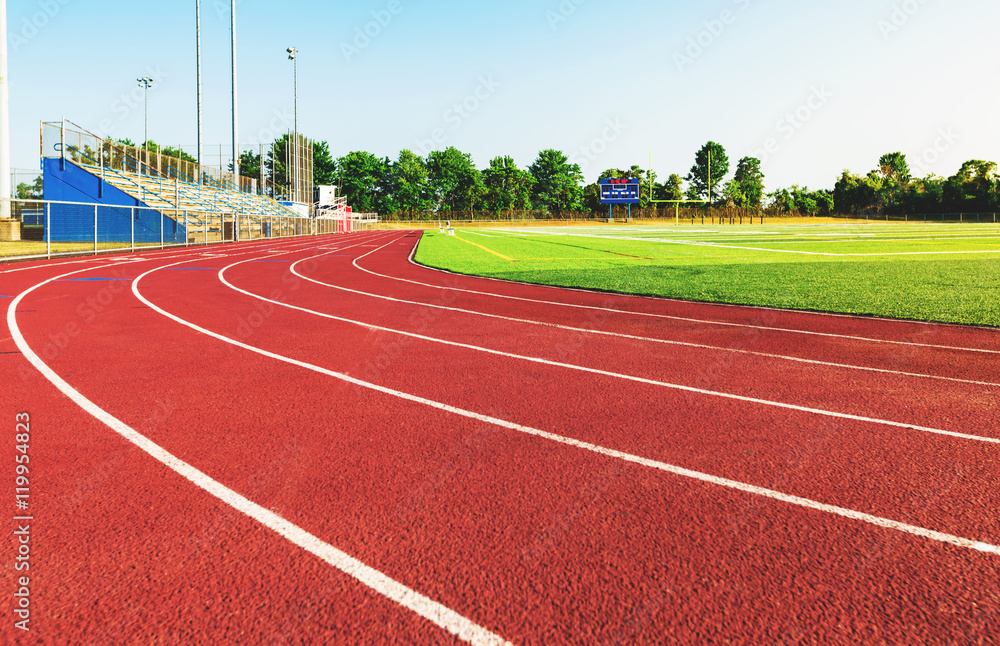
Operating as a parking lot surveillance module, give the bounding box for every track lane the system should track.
[13,247,1000,643]
[251,249,1000,439]
[7,232,1000,643]
[3,235,489,645]
[130,246,1000,539]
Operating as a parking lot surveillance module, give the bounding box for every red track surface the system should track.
[2,231,999,644]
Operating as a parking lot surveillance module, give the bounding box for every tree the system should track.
[833,170,875,215]
[726,157,765,209]
[582,183,603,212]
[529,149,584,214]
[391,149,432,218]
[654,174,685,201]
[16,176,43,200]
[313,141,337,186]
[685,141,729,204]
[769,186,833,215]
[878,152,911,183]
[426,147,484,212]
[334,150,387,213]
[232,150,261,179]
[482,156,534,216]
[944,160,998,212]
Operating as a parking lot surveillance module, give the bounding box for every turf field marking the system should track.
[129,259,1000,558]
[8,261,511,646]
[451,233,517,261]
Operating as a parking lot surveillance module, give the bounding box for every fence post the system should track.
[184,210,188,246]
[46,202,51,259]
[131,207,135,252]
[160,210,164,249]
[94,204,98,253]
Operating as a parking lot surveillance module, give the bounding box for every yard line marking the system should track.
[452,233,517,261]
[132,257,1000,558]
[8,261,512,646]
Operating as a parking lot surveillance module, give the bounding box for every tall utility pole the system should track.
[0,0,10,220]
[137,77,154,151]
[196,0,203,177]
[287,47,298,203]
[230,0,239,183]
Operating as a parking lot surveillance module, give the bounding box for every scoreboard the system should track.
[599,178,641,204]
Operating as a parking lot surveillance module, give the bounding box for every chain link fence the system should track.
[0,198,370,262]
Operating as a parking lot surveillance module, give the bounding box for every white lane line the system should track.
[9,263,511,646]
[134,257,1000,558]
[214,246,1000,447]
[361,239,1000,356]
[283,246,1000,390]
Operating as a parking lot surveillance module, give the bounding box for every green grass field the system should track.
[413,223,1000,327]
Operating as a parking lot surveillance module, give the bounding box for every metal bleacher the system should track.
[42,120,301,242]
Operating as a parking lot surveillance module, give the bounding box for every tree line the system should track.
[21,134,996,218]
[314,142,769,219]
[318,142,999,219]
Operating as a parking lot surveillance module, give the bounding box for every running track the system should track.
[2,231,999,644]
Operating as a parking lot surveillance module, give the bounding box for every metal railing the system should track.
[0,198,374,262]
[42,120,260,195]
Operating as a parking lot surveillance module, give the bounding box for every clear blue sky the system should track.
[8,0,999,192]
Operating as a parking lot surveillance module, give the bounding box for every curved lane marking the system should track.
[128,256,1000,558]
[7,256,512,646]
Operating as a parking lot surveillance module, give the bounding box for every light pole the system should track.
[196,0,203,178]
[137,77,154,151]
[0,0,11,220]
[286,47,297,203]
[231,0,239,184]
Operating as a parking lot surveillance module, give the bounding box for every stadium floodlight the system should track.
[287,47,298,203]
[137,77,154,151]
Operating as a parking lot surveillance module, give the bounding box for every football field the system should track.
[415,222,1000,327]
